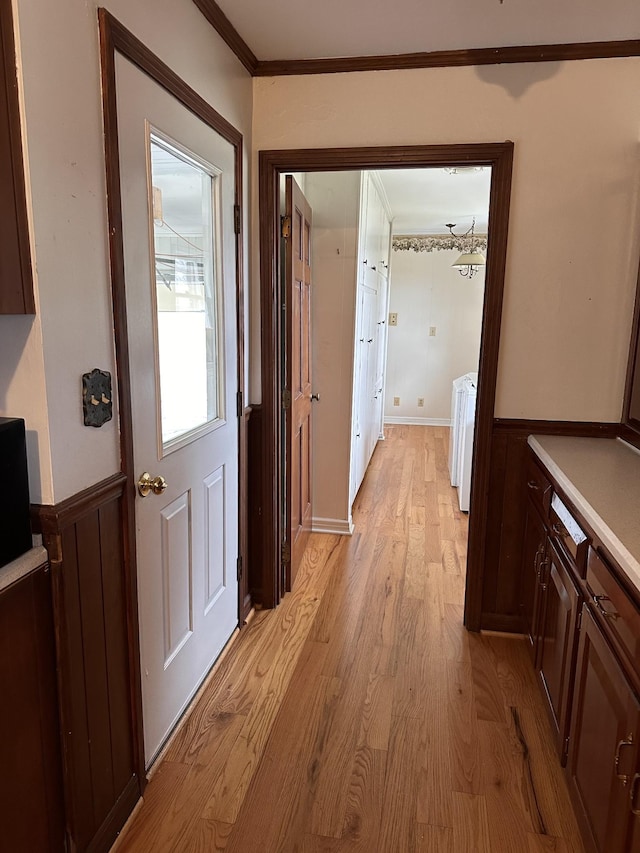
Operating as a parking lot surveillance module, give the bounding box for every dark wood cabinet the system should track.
[567,605,640,852]
[521,443,640,853]
[0,560,65,851]
[537,539,581,764]
[0,0,34,313]
[521,496,547,661]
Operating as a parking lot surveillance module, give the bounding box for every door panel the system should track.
[116,54,239,765]
[284,177,313,589]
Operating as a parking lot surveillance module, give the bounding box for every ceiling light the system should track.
[446,218,486,278]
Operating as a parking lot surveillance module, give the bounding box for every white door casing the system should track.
[116,54,239,766]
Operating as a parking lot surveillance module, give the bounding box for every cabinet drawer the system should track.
[549,493,589,576]
[525,455,552,515]
[586,547,640,676]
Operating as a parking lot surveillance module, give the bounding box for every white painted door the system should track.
[116,54,239,766]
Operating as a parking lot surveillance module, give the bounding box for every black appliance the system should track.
[0,417,32,568]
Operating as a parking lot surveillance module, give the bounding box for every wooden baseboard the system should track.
[311,517,354,535]
[384,416,451,426]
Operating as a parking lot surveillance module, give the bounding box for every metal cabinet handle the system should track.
[594,594,620,621]
[371,265,377,271]
[631,773,640,816]
[527,480,540,491]
[615,734,634,784]
[367,338,374,343]
[311,393,320,402]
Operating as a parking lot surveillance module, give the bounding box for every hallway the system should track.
[114,425,584,852]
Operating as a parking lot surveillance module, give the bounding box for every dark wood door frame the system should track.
[99,9,247,786]
[258,143,514,627]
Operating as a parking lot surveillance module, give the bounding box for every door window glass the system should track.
[149,133,223,452]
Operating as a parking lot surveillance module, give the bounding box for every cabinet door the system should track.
[537,540,581,761]
[567,606,640,853]
[0,2,34,313]
[521,499,547,661]
[0,564,65,851]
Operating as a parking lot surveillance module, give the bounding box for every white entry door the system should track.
[116,54,239,766]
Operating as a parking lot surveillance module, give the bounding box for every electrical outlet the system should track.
[429,326,436,337]
[417,397,424,407]
[393,396,400,406]
[389,312,398,326]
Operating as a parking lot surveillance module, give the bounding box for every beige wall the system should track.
[253,58,640,423]
[385,247,484,422]
[1,0,252,503]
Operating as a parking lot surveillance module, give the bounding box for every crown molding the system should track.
[188,4,640,80]
[192,0,258,75]
[254,39,640,77]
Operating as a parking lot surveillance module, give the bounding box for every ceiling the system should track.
[213,0,639,62]
[378,167,491,234]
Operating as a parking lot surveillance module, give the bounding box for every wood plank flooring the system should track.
[114,425,585,853]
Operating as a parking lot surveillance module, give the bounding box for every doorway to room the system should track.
[257,143,513,631]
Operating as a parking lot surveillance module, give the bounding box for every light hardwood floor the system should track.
[114,425,585,853]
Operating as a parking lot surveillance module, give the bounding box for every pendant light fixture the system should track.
[446,218,486,278]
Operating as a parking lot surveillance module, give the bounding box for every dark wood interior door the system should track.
[284,176,313,590]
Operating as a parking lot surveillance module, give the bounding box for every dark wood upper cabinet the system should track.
[0,0,34,314]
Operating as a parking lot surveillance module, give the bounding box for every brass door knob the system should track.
[137,472,168,497]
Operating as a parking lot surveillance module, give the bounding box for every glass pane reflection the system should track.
[150,136,220,449]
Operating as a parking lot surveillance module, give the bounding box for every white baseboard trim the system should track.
[384,417,451,427]
[312,517,354,535]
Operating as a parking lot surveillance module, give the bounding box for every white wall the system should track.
[252,58,640,424]
[304,171,360,528]
[384,248,484,422]
[0,0,252,503]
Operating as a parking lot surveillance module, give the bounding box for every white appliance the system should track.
[448,375,466,486]
[449,373,477,512]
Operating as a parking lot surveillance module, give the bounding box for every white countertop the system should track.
[0,545,48,594]
[528,435,640,592]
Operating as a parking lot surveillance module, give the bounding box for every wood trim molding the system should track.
[32,472,126,534]
[254,39,640,77]
[98,2,247,815]
[258,142,514,622]
[192,0,258,75]
[493,418,620,437]
[186,4,640,80]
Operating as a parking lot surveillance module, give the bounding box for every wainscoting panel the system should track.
[34,473,141,852]
[479,420,619,632]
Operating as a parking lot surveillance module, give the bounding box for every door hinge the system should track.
[281,215,291,239]
[236,389,243,418]
[577,606,583,632]
[237,555,243,581]
[234,204,241,235]
[562,735,570,763]
[282,388,291,410]
[281,540,291,564]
